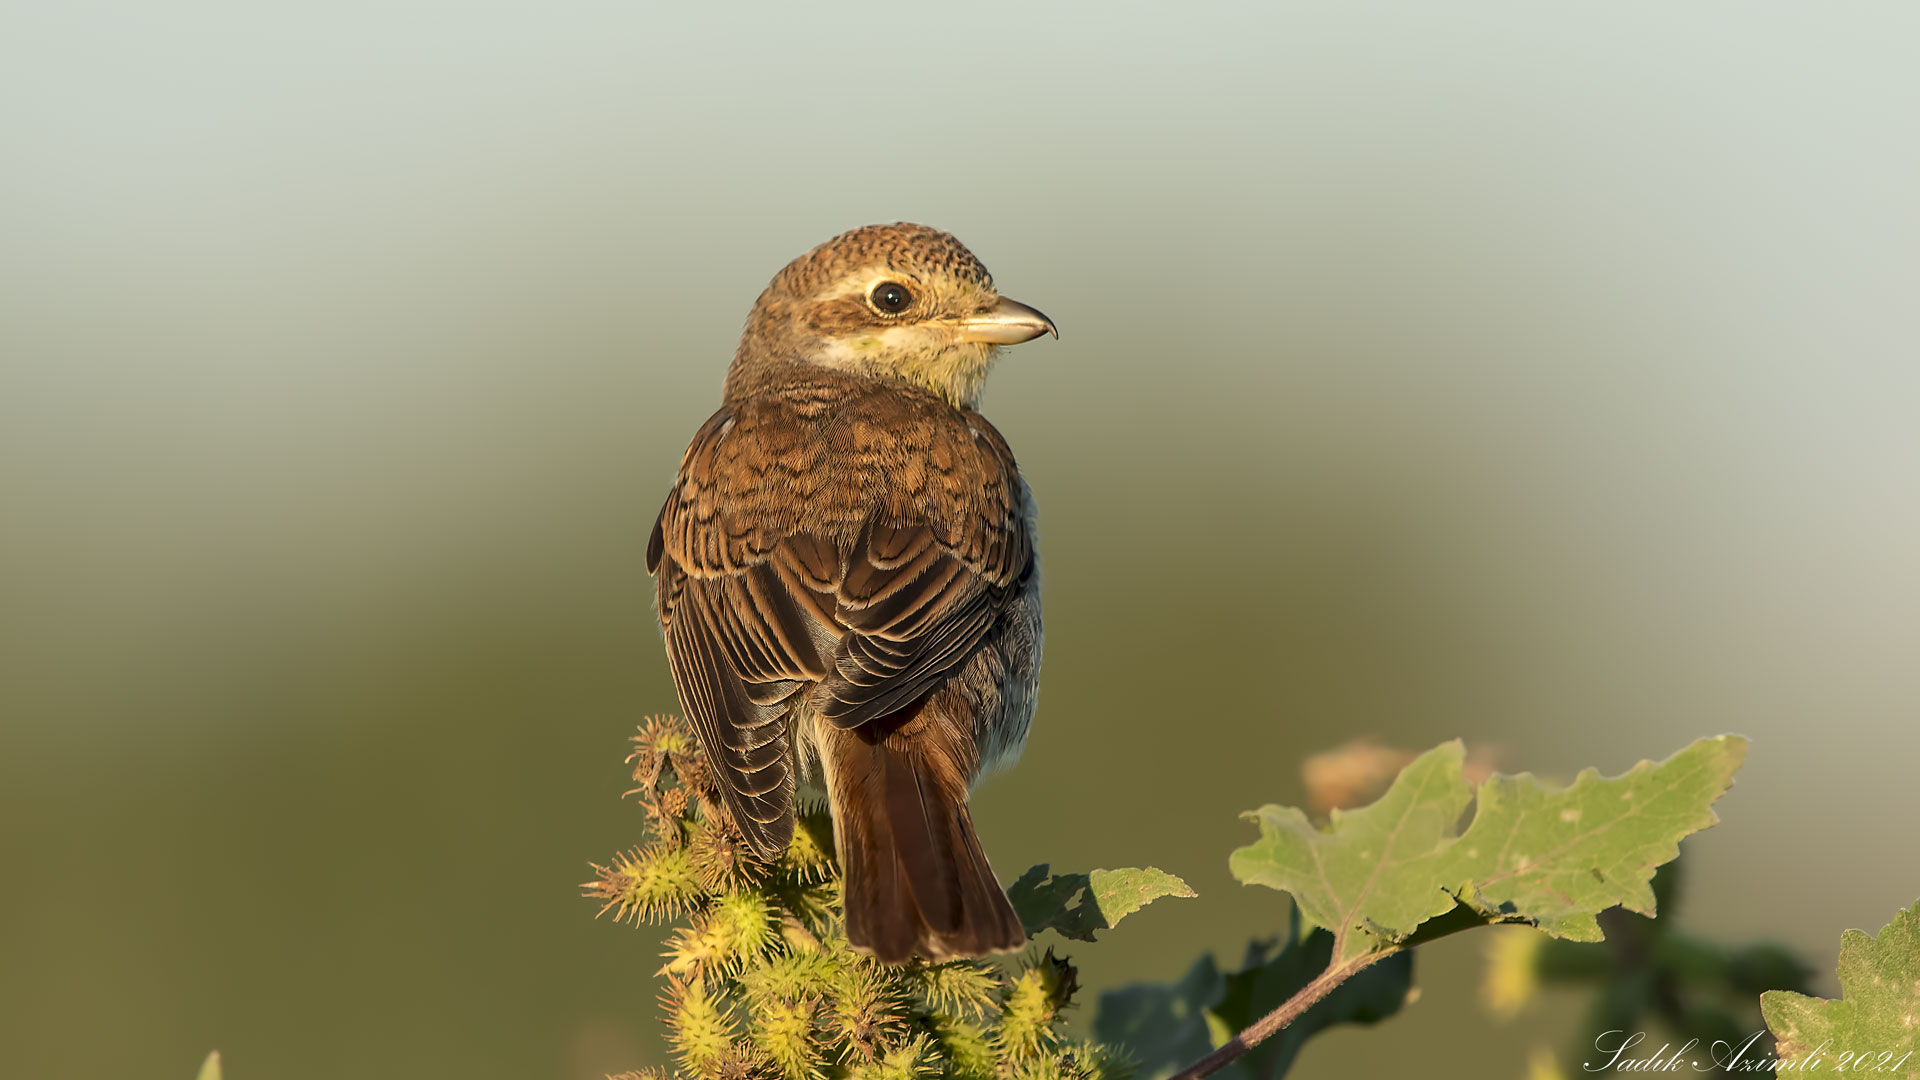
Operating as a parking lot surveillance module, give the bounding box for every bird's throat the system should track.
[816,334,999,408]
[890,345,999,409]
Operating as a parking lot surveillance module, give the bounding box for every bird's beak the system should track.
[953,297,1059,345]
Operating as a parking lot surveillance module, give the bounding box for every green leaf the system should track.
[195,1051,222,1080]
[1009,865,1195,942]
[1230,735,1746,963]
[1762,900,1920,1070]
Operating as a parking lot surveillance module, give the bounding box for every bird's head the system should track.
[727,223,1056,408]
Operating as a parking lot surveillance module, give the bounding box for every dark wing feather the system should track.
[659,563,800,855]
[817,526,1007,729]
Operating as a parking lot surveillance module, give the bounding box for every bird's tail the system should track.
[824,729,1027,964]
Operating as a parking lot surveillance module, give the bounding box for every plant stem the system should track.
[1165,949,1394,1080]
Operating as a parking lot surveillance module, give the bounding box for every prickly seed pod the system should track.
[824,957,909,1061]
[627,715,695,797]
[583,842,702,924]
[662,891,778,976]
[994,956,1072,1062]
[906,960,1000,1017]
[750,995,822,1080]
[660,974,739,1075]
[738,947,841,1008]
[689,819,769,892]
[632,714,697,769]
[710,890,779,966]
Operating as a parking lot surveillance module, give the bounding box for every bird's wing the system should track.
[816,518,1013,729]
[648,393,1032,857]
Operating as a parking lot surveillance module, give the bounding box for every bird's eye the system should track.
[868,281,914,315]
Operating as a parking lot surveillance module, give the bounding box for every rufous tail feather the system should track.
[827,734,1026,963]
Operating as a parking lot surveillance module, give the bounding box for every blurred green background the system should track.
[4,2,1917,1077]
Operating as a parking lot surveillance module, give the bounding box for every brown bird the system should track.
[646,223,1054,963]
